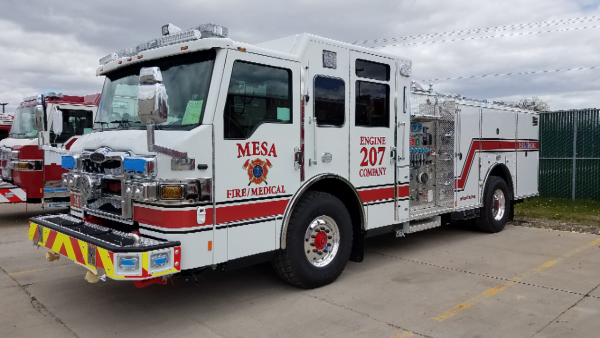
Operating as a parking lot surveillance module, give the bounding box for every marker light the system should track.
[161,185,183,199]
[118,256,139,271]
[123,157,155,174]
[62,156,76,169]
[150,252,170,268]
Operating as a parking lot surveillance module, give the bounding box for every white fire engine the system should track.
[28,24,539,288]
[0,93,100,206]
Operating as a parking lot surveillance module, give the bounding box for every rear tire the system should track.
[272,191,353,289]
[475,176,511,233]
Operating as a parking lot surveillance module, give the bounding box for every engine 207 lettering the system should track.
[358,137,387,178]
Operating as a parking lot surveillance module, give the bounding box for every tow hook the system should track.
[133,276,169,289]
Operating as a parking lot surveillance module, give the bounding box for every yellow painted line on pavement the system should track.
[395,331,415,338]
[432,236,600,322]
[536,260,558,271]
[433,302,475,322]
[9,264,69,276]
[588,237,600,246]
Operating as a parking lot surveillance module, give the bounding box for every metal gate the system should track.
[539,109,600,201]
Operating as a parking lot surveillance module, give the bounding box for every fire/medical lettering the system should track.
[226,185,286,199]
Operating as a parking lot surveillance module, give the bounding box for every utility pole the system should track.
[0,103,7,114]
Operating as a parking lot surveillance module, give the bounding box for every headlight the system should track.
[11,150,19,159]
[124,183,133,197]
[150,252,169,268]
[133,186,143,200]
[68,174,80,189]
[118,256,139,271]
[128,182,157,201]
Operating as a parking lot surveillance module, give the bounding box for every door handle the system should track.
[399,122,406,161]
[294,147,303,170]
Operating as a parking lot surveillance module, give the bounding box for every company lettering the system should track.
[360,136,386,145]
[359,167,387,177]
[237,142,278,158]
[226,185,286,199]
[460,195,476,201]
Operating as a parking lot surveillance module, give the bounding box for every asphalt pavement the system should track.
[1,203,599,338]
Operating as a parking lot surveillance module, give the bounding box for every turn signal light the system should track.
[17,162,28,169]
[161,186,183,199]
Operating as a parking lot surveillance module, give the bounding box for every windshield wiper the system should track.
[94,121,109,132]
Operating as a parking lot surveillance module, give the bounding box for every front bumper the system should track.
[0,180,26,203]
[29,214,181,280]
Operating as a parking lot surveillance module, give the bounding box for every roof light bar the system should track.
[99,23,229,65]
[99,53,118,65]
[195,23,229,38]
[162,23,182,36]
[159,29,201,47]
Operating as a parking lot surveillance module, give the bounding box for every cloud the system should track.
[0,0,599,112]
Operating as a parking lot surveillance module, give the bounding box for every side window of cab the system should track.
[224,61,292,139]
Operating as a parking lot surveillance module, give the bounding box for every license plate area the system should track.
[70,193,82,209]
[37,224,44,243]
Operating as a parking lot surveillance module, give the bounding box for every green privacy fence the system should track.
[539,109,600,201]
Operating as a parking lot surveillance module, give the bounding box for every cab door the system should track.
[213,51,301,263]
[303,42,350,180]
[349,51,397,229]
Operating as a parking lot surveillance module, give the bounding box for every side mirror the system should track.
[138,67,168,125]
[137,66,187,160]
[34,105,45,131]
[52,109,63,137]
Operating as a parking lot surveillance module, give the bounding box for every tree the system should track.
[520,97,550,112]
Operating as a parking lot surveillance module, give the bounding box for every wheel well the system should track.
[308,178,365,232]
[294,177,366,262]
[488,164,514,199]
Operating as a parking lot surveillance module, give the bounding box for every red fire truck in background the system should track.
[0,92,100,206]
[0,111,14,141]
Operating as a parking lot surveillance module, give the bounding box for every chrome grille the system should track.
[81,158,123,175]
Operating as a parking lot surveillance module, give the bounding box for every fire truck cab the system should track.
[28,24,539,288]
[0,93,100,205]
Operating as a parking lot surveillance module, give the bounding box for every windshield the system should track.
[95,49,216,131]
[9,106,37,139]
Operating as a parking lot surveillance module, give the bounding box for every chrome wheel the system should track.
[304,215,340,267]
[492,189,506,221]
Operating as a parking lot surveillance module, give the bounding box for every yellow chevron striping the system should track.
[28,222,37,241]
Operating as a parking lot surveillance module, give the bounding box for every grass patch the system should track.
[515,197,600,227]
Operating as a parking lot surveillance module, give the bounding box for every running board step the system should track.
[396,215,441,237]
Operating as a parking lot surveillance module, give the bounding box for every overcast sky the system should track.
[1,0,599,112]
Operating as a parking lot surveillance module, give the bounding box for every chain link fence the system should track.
[539,109,600,201]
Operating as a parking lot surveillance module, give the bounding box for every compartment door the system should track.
[349,51,397,229]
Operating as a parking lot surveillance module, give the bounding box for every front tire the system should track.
[475,176,511,233]
[272,191,353,289]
